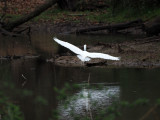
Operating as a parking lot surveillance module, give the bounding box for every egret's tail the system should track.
[77,55,91,62]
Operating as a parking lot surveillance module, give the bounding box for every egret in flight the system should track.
[53,37,120,62]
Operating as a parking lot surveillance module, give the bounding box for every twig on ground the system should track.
[139,105,157,120]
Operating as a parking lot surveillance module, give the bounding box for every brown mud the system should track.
[51,35,160,68]
[37,22,159,68]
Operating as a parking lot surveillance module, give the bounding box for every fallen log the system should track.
[135,36,160,44]
[14,26,31,34]
[68,19,143,34]
[2,0,57,31]
[0,25,21,36]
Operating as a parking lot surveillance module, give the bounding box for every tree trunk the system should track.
[57,0,77,11]
[3,0,57,31]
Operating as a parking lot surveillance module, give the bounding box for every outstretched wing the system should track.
[87,52,120,60]
[54,37,83,55]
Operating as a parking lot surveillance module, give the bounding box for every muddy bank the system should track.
[1,34,160,68]
[49,35,160,68]
[1,22,160,68]
[39,21,159,68]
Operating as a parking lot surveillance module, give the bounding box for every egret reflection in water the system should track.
[58,85,120,120]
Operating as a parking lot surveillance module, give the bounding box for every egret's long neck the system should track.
[84,44,87,51]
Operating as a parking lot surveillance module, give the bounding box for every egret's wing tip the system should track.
[117,57,121,60]
[53,37,60,43]
[113,57,120,60]
[53,37,58,41]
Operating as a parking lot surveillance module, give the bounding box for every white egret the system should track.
[53,37,120,62]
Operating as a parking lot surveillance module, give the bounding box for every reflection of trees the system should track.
[0,34,57,57]
[0,62,11,85]
[0,36,35,56]
[30,33,57,57]
[9,60,58,120]
[2,60,160,120]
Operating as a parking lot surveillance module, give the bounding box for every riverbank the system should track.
[27,21,160,68]
[0,21,160,68]
[50,35,160,68]
[1,6,160,68]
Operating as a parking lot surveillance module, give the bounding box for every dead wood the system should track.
[68,19,143,34]
[134,36,160,44]
[0,24,21,36]
[136,38,160,44]
[14,26,31,34]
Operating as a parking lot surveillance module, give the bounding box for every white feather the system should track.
[53,37,120,62]
[87,53,120,60]
[54,37,82,54]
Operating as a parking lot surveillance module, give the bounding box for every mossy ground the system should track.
[2,6,160,24]
[35,7,160,23]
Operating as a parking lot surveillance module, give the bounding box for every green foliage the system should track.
[3,103,23,120]
[0,93,24,120]
[104,114,116,120]
[32,6,160,24]
[156,99,160,105]
[34,96,48,106]
[110,0,160,13]
[53,86,67,100]
[0,14,22,22]
[21,89,33,97]
[99,7,160,23]
[132,98,149,106]
[106,0,160,22]
[49,110,60,120]
[52,82,160,120]
[119,101,129,107]
[1,1,160,24]
[53,83,81,101]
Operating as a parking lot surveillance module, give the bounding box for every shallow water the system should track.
[0,33,160,120]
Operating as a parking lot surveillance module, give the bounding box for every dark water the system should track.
[0,33,139,57]
[0,34,160,120]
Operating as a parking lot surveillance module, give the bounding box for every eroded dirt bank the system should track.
[51,35,160,68]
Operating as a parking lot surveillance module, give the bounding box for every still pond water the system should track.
[0,33,160,120]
